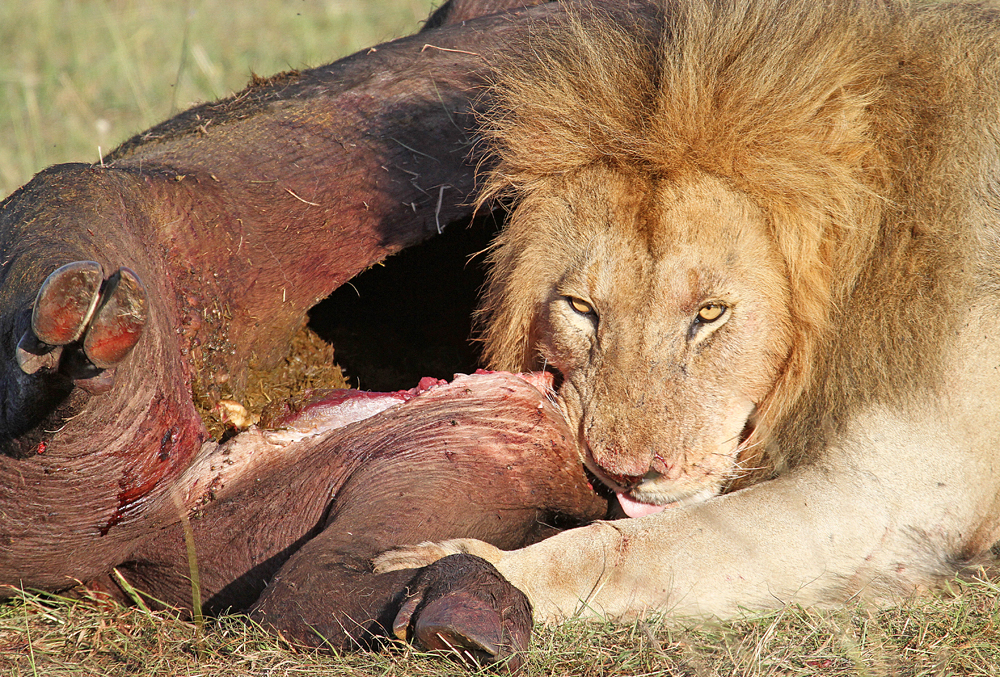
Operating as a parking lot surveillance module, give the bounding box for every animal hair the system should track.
[476,0,1000,472]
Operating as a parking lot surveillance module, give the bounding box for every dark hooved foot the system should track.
[81,267,148,370]
[16,262,148,378]
[393,554,532,672]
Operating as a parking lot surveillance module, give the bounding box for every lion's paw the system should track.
[373,538,502,574]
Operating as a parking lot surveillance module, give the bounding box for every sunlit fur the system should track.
[475,0,992,489]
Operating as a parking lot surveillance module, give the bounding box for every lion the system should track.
[375,0,1000,624]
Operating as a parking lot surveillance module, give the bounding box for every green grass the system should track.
[3,573,1000,676]
[0,0,436,196]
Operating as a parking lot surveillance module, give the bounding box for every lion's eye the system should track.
[696,303,726,323]
[566,296,595,316]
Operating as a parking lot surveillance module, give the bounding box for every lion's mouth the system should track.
[581,456,690,517]
[615,491,673,518]
[615,485,723,518]
[583,420,757,519]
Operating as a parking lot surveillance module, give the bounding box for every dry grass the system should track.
[3,573,1000,676]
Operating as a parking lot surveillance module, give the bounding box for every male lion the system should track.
[377,0,1000,628]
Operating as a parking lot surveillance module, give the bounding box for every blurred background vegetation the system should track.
[0,0,436,196]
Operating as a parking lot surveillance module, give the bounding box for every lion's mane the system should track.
[476,0,996,475]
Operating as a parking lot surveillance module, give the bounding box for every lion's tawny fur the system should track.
[476,0,999,476]
[379,0,1000,624]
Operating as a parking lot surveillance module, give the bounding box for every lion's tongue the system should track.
[616,492,669,518]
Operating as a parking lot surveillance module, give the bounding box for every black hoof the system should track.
[81,267,148,370]
[393,554,532,672]
[16,262,147,376]
[31,261,104,346]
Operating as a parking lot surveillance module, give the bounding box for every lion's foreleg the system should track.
[488,405,1000,623]
[378,372,1000,625]
[376,460,917,623]
[485,469,875,622]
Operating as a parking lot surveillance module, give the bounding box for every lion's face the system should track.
[521,167,794,515]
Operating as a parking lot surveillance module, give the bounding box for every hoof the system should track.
[82,267,147,369]
[17,262,147,375]
[31,261,104,345]
[393,554,532,672]
[401,592,508,660]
